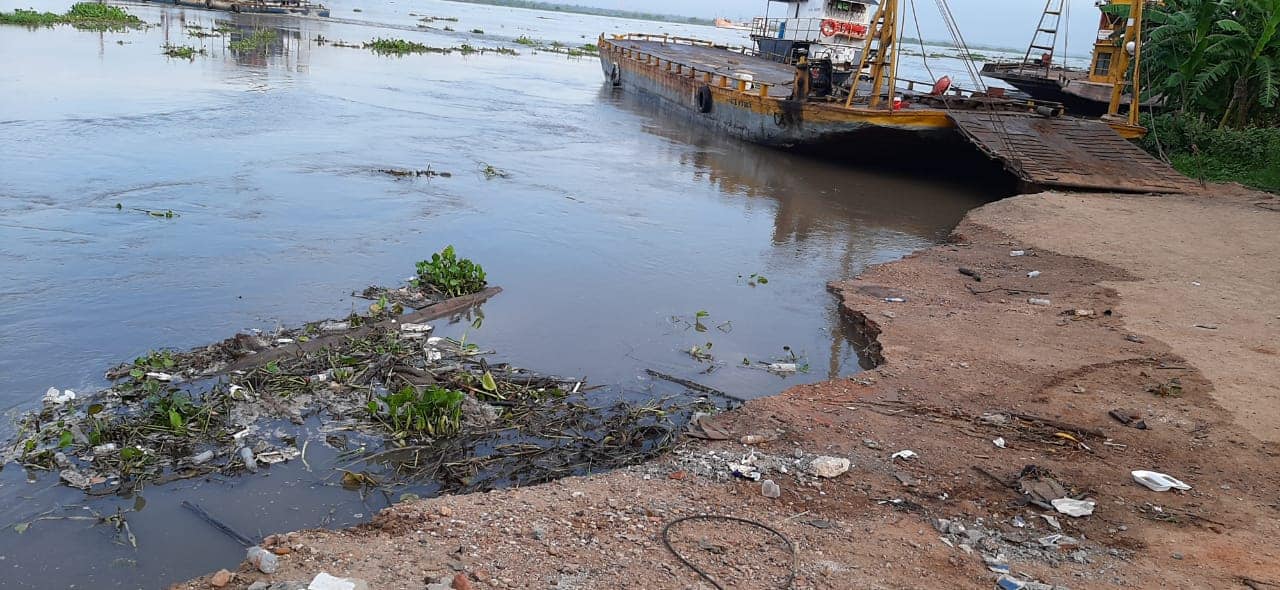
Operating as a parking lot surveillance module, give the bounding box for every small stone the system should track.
[451,573,472,590]
[473,569,491,583]
[272,546,292,555]
[210,569,233,588]
[808,456,851,478]
[668,470,686,480]
[247,582,269,590]
[532,525,546,540]
[1172,552,1184,560]
[863,439,880,449]
[438,506,454,517]
[761,479,781,498]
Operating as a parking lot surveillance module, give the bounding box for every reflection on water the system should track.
[0,1,996,587]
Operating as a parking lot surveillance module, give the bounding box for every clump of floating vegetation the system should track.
[509,36,599,58]
[354,38,518,57]
[0,2,145,30]
[228,28,277,52]
[163,44,205,59]
[3,254,717,498]
[364,37,435,55]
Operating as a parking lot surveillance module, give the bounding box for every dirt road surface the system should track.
[176,186,1280,590]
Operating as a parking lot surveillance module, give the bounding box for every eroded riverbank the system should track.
[175,184,1280,589]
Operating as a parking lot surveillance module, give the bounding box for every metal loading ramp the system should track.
[947,113,1196,193]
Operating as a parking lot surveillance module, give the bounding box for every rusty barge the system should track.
[597,0,1190,194]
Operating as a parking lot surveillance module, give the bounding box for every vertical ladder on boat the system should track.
[845,0,901,109]
[1018,0,1065,75]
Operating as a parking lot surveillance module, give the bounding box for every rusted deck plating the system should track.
[948,113,1195,193]
[608,38,1192,194]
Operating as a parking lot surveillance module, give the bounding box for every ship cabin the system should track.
[749,0,877,69]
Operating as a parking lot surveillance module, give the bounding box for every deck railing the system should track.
[601,34,1054,111]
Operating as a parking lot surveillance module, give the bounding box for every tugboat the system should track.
[748,0,876,88]
[981,0,1152,117]
[596,0,1192,193]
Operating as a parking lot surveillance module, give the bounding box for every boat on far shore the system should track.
[714,17,750,31]
[149,0,330,17]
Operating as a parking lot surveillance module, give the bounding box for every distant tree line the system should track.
[446,0,714,26]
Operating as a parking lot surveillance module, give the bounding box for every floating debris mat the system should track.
[5,286,711,497]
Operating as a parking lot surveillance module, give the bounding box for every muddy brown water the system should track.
[0,1,1001,586]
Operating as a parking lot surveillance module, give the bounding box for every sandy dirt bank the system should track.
[175,186,1280,590]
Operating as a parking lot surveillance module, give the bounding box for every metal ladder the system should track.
[1018,0,1064,75]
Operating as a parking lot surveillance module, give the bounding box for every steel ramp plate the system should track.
[947,112,1195,193]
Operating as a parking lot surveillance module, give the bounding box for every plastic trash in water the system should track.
[1026,271,1041,278]
[1132,470,1191,492]
[190,450,215,465]
[884,297,907,303]
[145,372,174,381]
[239,447,259,473]
[761,479,781,498]
[1010,250,1027,257]
[993,437,1007,449]
[246,546,278,574]
[43,387,76,405]
[890,450,918,461]
[1051,498,1095,517]
[1027,298,1052,306]
[767,362,798,373]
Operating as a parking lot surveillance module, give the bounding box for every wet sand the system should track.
[174,184,1280,589]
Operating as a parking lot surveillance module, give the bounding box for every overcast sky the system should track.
[569,0,1107,52]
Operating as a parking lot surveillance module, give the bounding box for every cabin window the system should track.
[1093,52,1112,77]
[826,0,867,20]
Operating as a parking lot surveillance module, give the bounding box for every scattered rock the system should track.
[210,569,232,588]
[451,572,472,590]
[808,456,850,478]
[761,479,781,498]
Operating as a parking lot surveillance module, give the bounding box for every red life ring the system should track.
[820,19,837,37]
[930,75,952,96]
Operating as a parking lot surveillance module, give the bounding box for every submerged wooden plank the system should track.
[948,113,1194,193]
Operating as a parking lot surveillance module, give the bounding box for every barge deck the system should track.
[600,35,1193,193]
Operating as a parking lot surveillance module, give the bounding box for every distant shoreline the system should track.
[441,0,715,26]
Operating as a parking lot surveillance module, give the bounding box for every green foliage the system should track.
[1139,112,1280,191]
[163,44,203,59]
[0,9,61,26]
[470,28,484,34]
[0,2,144,29]
[147,391,201,435]
[515,35,537,46]
[364,37,429,55]
[1145,0,1280,127]
[415,245,487,297]
[366,385,464,437]
[228,28,277,52]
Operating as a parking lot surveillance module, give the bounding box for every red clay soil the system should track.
[175,186,1280,590]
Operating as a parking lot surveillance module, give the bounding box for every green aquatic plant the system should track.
[414,245,487,297]
[0,2,144,30]
[515,35,537,46]
[364,37,442,55]
[367,385,464,437]
[470,28,484,34]
[163,44,204,59]
[228,28,277,52]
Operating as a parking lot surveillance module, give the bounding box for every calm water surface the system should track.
[0,1,996,586]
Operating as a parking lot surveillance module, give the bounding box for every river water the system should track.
[0,1,1002,586]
